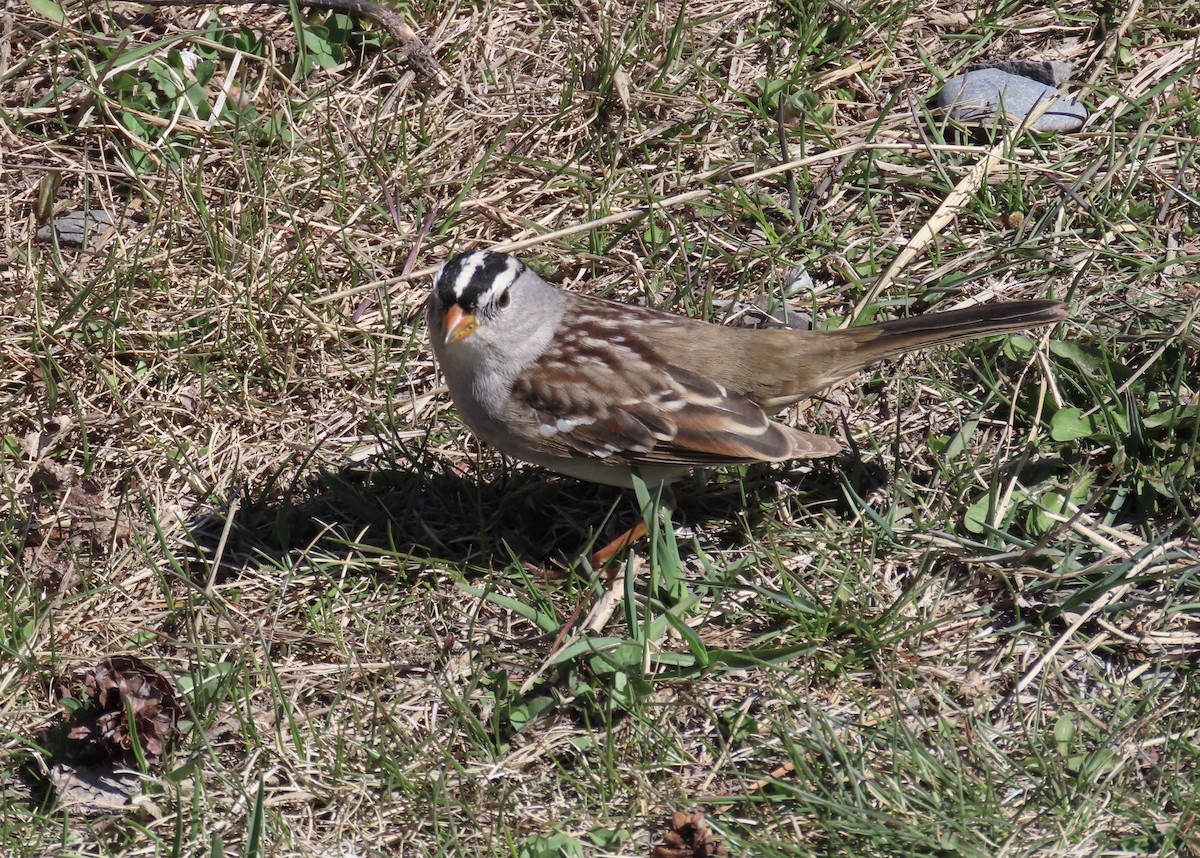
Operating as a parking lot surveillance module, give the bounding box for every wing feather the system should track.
[509,312,840,468]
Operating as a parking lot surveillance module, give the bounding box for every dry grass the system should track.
[2,0,1199,855]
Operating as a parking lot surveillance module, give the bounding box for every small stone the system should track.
[938,68,1088,132]
[783,262,815,295]
[970,60,1074,87]
[36,210,117,247]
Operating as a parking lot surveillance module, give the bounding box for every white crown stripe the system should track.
[450,251,488,300]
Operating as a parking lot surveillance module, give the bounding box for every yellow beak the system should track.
[443,305,478,344]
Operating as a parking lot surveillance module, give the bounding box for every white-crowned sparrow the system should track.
[427,250,1067,489]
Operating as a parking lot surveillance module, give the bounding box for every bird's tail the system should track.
[847,299,1069,360]
[766,299,1068,405]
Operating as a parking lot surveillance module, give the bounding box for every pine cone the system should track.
[652,811,731,858]
[66,656,180,769]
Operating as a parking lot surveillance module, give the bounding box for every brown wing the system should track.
[508,307,840,468]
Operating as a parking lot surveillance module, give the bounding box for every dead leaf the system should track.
[49,763,142,815]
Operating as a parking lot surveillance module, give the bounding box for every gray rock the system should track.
[36,209,117,247]
[938,68,1088,132]
[720,297,813,330]
[969,60,1074,87]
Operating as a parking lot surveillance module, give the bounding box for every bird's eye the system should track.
[496,290,511,309]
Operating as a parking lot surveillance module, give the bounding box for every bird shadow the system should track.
[177,447,870,586]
